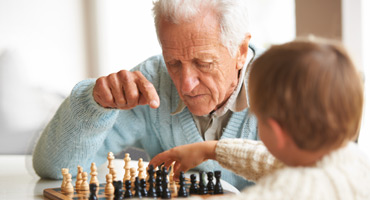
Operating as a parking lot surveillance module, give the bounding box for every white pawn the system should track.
[130,167,136,187]
[138,158,145,180]
[123,153,131,182]
[90,162,99,186]
[75,166,83,192]
[64,173,74,194]
[80,172,89,192]
[105,174,114,195]
[61,168,69,193]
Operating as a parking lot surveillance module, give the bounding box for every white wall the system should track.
[0,0,86,154]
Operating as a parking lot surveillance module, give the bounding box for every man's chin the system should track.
[187,106,213,116]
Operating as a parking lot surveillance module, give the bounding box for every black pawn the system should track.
[89,183,98,200]
[207,172,214,194]
[198,171,208,195]
[214,171,223,194]
[134,177,142,198]
[189,174,198,195]
[124,180,133,198]
[113,180,123,200]
[140,179,148,197]
[177,171,188,197]
[155,170,163,197]
[161,166,171,199]
[147,165,157,198]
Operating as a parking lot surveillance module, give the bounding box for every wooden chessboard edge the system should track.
[43,188,65,200]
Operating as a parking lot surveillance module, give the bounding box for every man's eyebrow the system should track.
[195,52,219,60]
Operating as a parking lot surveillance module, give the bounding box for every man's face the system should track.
[158,11,243,116]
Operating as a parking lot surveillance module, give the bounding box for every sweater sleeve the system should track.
[32,79,120,179]
[215,138,284,182]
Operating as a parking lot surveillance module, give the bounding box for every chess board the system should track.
[44,179,232,200]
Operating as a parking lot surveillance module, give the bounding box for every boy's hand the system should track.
[149,141,218,179]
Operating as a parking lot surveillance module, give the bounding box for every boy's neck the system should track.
[284,147,330,166]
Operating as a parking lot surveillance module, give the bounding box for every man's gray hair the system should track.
[152,0,250,57]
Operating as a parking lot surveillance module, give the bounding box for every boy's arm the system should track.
[215,138,284,182]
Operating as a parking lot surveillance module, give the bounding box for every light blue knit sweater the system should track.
[32,50,259,190]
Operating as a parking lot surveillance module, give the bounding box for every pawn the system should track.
[105,174,114,195]
[113,180,123,200]
[177,171,188,197]
[130,167,137,187]
[124,180,133,198]
[64,173,74,194]
[214,170,224,194]
[207,171,215,194]
[89,183,98,200]
[76,166,83,192]
[134,177,142,198]
[80,172,90,192]
[140,179,148,197]
[189,174,198,195]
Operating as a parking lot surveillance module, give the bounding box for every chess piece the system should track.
[107,152,115,170]
[134,177,142,198]
[80,172,90,192]
[61,168,69,193]
[105,174,115,195]
[147,165,157,198]
[138,158,145,180]
[178,171,188,197]
[214,170,224,194]
[130,167,136,187]
[198,171,208,195]
[123,153,131,183]
[110,168,117,181]
[89,183,98,200]
[76,165,83,192]
[113,180,123,200]
[140,179,148,197]
[161,166,171,199]
[155,170,163,197]
[64,173,74,194]
[189,174,198,194]
[169,162,175,182]
[207,171,215,194]
[124,180,133,198]
[90,162,99,186]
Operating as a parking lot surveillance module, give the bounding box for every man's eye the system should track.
[196,62,213,71]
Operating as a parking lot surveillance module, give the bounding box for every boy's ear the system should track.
[236,33,251,70]
[267,119,288,150]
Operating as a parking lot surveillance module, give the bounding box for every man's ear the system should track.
[236,33,251,70]
[267,118,288,150]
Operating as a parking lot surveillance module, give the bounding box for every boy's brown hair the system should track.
[248,38,364,151]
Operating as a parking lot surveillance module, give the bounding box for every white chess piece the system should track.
[64,173,74,194]
[105,174,114,195]
[61,168,69,193]
[75,166,83,192]
[123,153,131,182]
[90,162,99,186]
[138,158,145,180]
[80,172,89,192]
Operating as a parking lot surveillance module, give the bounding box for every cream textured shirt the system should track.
[171,48,254,140]
[191,139,370,200]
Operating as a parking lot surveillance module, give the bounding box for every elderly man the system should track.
[33,0,260,190]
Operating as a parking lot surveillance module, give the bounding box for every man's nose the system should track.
[180,65,199,94]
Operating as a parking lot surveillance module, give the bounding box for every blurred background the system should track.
[0,0,369,159]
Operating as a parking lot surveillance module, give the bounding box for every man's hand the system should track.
[93,70,160,109]
[149,141,218,179]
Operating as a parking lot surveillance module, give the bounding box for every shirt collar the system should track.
[171,47,254,116]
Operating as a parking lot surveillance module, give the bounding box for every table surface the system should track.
[0,155,239,199]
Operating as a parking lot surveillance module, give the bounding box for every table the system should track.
[0,155,239,199]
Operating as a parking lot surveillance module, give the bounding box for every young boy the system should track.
[149,38,370,199]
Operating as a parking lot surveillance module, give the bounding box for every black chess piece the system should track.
[113,180,123,200]
[214,170,224,194]
[147,165,157,198]
[198,171,208,195]
[189,174,198,195]
[89,183,98,200]
[155,170,163,197]
[124,180,133,198]
[207,171,215,194]
[177,171,188,197]
[140,179,148,197]
[134,177,142,198]
[161,166,171,199]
